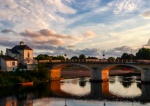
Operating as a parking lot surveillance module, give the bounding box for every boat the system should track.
[18,82,33,86]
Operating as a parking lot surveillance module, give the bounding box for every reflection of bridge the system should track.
[49,62,150,82]
[50,80,150,102]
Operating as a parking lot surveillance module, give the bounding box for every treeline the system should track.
[34,48,150,62]
[34,54,65,61]
[112,48,150,60]
[0,63,50,86]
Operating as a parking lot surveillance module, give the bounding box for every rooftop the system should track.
[0,55,17,61]
[12,45,33,51]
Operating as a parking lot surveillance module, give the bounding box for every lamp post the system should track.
[102,50,105,59]
[64,46,67,62]
[131,49,132,63]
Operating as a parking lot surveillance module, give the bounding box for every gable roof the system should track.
[0,55,17,61]
[12,45,33,51]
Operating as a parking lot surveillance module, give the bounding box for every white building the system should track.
[0,41,37,71]
[0,55,18,71]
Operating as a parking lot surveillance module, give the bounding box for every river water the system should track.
[0,75,150,106]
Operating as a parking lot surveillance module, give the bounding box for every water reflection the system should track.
[60,78,90,96]
[109,76,142,98]
[1,75,150,106]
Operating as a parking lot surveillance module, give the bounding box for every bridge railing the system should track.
[46,59,150,64]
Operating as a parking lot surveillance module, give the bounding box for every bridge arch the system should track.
[100,64,142,81]
[50,63,92,80]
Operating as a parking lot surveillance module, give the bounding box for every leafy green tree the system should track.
[79,54,86,60]
[51,55,65,60]
[57,55,65,60]
[86,56,98,59]
[121,53,130,59]
[121,53,135,59]
[136,48,150,60]
[35,54,45,60]
[71,56,79,60]
[108,57,115,62]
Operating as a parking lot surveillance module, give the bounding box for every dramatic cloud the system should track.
[0,0,76,31]
[0,0,149,58]
[142,10,150,19]
[19,29,97,47]
[20,29,76,46]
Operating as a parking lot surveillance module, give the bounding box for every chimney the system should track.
[20,41,24,45]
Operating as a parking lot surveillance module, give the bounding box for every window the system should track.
[28,52,30,58]
[12,62,15,66]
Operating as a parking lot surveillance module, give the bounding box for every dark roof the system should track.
[0,55,17,61]
[9,49,20,54]
[12,45,33,51]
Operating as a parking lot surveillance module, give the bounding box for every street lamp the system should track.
[102,50,105,59]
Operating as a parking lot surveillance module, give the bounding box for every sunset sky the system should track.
[0,0,150,58]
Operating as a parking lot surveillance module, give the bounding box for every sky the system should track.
[0,0,150,58]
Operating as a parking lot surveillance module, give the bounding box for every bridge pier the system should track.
[141,83,150,98]
[90,67,103,82]
[141,69,150,83]
[90,67,109,82]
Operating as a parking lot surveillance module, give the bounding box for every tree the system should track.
[121,53,135,59]
[35,54,45,60]
[71,56,79,60]
[136,48,150,60]
[86,56,98,59]
[79,54,86,60]
[0,50,3,55]
[108,57,115,62]
[57,55,65,60]
[121,53,130,59]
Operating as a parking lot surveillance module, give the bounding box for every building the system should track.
[0,41,37,71]
[0,55,18,71]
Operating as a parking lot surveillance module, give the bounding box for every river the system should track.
[0,74,150,106]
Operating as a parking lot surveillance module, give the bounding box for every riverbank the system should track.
[0,70,50,87]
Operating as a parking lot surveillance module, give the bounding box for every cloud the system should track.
[0,0,76,31]
[20,29,78,46]
[143,39,150,47]
[76,48,100,57]
[1,29,17,34]
[84,30,96,38]
[34,45,139,59]
[105,46,138,58]
[0,39,19,47]
[113,0,141,14]
[142,10,150,19]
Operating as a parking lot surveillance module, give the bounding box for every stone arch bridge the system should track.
[48,62,150,82]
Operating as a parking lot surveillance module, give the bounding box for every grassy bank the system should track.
[0,69,51,86]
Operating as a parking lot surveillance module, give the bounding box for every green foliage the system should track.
[35,54,52,61]
[71,56,79,60]
[0,64,51,86]
[136,48,150,60]
[51,55,65,60]
[108,57,115,62]
[121,53,135,60]
[79,54,86,60]
[86,56,98,59]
